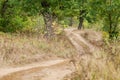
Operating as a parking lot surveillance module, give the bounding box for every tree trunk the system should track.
[0,0,9,17]
[78,10,86,30]
[78,16,84,30]
[42,12,54,39]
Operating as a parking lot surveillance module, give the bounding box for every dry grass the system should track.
[63,29,120,80]
[65,40,120,80]
[0,32,76,67]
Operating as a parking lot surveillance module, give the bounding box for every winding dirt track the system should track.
[0,59,75,80]
[64,28,100,55]
[64,28,104,72]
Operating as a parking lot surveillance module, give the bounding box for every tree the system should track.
[1,0,74,36]
[89,0,120,39]
[21,0,66,38]
[66,0,89,30]
[0,0,27,32]
[77,0,88,30]
[65,0,92,30]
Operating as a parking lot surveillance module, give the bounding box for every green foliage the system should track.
[0,0,28,32]
[89,0,120,39]
[0,0,120,39]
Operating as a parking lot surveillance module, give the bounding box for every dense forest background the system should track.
[0,0,120,39]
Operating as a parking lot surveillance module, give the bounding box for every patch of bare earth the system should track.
[0,59,75,80]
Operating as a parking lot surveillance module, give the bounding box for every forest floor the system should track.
[0,28,119,80]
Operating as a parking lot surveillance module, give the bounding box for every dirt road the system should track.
[0,59,75,80]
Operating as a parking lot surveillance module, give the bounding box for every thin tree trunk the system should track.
[0,0,9,17]
[42,12,54,39]
[78,16,84,30]
[78,10,86,30]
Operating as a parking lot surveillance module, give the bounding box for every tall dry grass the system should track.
[0,32,76,67]
[65,40,120,80]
